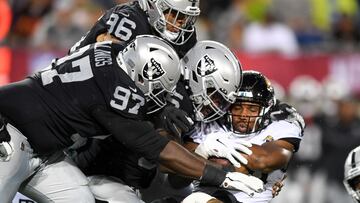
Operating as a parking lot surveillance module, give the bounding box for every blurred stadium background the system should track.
[2,0,360,202]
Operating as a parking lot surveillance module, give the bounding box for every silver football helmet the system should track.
[117,35,181,113]
[344,146,360,203]
[139,0,200,45]
[182,40,242,122]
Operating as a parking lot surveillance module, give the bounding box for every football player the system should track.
[0,36,263,202]
[70,0,203,137]
[68,40,256,203]
[344,146,360,203]
[140,40,255,203]
[70,0,199,57]
[183,71,305,203]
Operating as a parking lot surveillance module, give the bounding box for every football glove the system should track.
[182,192,216,203]
[221,172,265,197]
[160,105,194,138]
[200,164,263,196]
[195,132,252,167]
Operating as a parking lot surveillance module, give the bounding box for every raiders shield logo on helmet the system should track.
[143,58,165,80]
[196,55,217,76]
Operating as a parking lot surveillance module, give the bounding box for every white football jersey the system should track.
[191,120,303,203]
[12,192,35,203]
[189,121,226,143]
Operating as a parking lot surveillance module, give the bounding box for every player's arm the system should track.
[156,129,205,174]
[90,105,265,194]
[183,141,199,152]
[240,140,295,173]
[90,105,215,178]
[70,6,131,52]
[183,132,253,169]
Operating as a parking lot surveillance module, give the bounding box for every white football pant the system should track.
[20,155,95,203]
[0,124,42,203]
[88,175,145,203]
[0,123,95,203]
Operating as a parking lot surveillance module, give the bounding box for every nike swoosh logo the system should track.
[129,86,137,92]
[118,11,130,17]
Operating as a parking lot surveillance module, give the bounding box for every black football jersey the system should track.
[74,136,157,189]
[167,77,195,118]
[68,1,197,122]
[0,41,154,154]
[69,1,197,58]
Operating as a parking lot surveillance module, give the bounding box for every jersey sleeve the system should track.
[265,121,303,141]
[264,120,303,151]
[91,42,147,120]
[91,105,170,162]
[69,2,151,53]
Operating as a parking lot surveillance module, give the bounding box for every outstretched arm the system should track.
[185,135,296,174]
[241,140,294,173]
[91,105,264,194]
[159,140,206,178]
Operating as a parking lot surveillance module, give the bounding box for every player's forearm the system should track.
[245,144,292,173]
[159,164,176,173]
[159,140,206,179]
[183,141,200,152]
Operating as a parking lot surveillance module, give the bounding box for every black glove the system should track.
[0,115,12,161]
[0,116,9,142]
[159,105,194,138]
[270,102,305,133]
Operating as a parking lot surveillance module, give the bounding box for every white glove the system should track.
[182,192,216,203]
[221,172,264,197]
[195,132,252,167]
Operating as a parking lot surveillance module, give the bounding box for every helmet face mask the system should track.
[183,40,242,123]
[191,86,233,122]
[146,80,170,113]
[118,35,181,114]
[344,146,360,203]
[147,0,200,45]
[227,71,275,136]
[229,102,263,135]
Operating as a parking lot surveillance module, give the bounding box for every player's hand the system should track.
[270,102,305,133]
[160,105,194,138]
[221,172,264,196]
[195,132,252,167]
[272,174,287,197]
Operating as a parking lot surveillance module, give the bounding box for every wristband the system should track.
[200,164,226,186]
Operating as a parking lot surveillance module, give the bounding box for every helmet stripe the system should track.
[352,151,357,168]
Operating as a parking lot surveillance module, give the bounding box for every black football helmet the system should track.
[226,70,275,135]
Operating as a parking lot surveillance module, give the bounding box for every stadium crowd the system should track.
[6,0,360,53]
